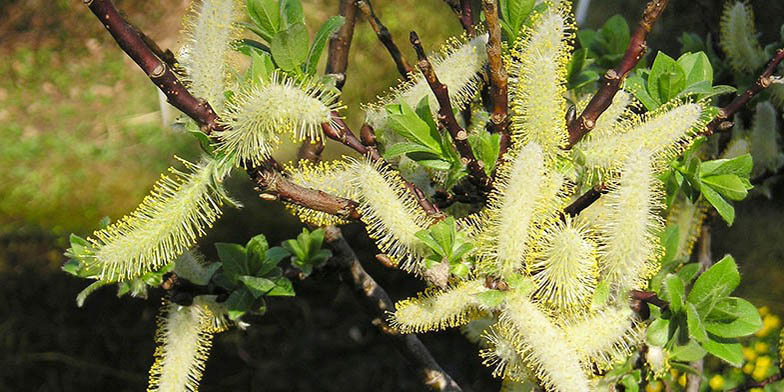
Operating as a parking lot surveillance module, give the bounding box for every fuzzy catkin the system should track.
[561,307,641,369]
[283,159,358,226]
[390,279,487,333]
[720,1,766,73]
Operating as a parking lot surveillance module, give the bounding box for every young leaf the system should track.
[687,255,740,312]
[699,154,753,178]
[677,52,713,86]
[270,23,309,73]
[305,16,345,74]
[226,287,255,320]
[704,297,762,338]
[701,174,749,201]
[702,337,743,367]
[664,275,686,313]
[216,243,249,281]
[247,0,280,41]
[701,185,735,225]
[239,275,277,298]
[265,276,295,296]
[648,53,686,104]
[281,0,304,28]
[646,318,670,347]
[670,339,707,362]
[385,103,443,154]
[499,0,534,40]
[246,234,269,275]
[686,303,709,343]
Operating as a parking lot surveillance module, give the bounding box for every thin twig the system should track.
[481,0,510,160]
[561,185,607,219]
[357,0,413,78]
[565,0,669,148]
[459,0,474,34]
[324,226,464,392]
[728,373,783,392]
[325,0,359,90]
[84,0,222,134]
[410,31,492,192]
[703,49,784,136]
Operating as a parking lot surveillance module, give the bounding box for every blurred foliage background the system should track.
[0,0,782,390]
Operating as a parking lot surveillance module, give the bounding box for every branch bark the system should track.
[325,0,359,90]
[565,0,669,148]
[481,0,510,159]
[561,185,607,219]
[703,49,784,136]
[410,31,492,192]
[357,0,413,78]
[324,226,464,392]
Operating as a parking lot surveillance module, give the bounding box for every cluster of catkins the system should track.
[73,0,720,390]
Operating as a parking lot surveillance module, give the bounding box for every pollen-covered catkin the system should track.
[665,195,707,261]
[720,1,766,73]
[501,291,591,392]
[87,157,232,282]
[531,219,597,311]
[508,5,572,157]
[365,34,488,135]
[147,300,221,392]
[283,159,358,226]
[217,72,342,167]
[750,101,783,175]
[352,160,434,272]
[561,306,641,369]
[579,102,706,174]
[179,0,242,111]
[478,143,565,279]
[598,151,661,295]
[390,279,487,333]
[481,322,534,382]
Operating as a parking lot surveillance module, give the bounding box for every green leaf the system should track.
[598,15,630,57]
[670,339,707,362]
[282,239,306,262]
[246,234,269,275]
[590,280,611,312]
[247,0,280,41]
[265,276,295,296]
[226,287,255,320]
[648,52,686,104]
[646,318,670,347]
[281,0,304,28]
[62,259,82,276]
[659,225,680,267]
[701,185,735,225]
[415,230,446,256]
[664,275,686,313]
[700,154,753,177]
[621,370,641,392]
[215,243,249,280]
[702,174,749,201]
[687,303,709,343]
[687,255,740,312]
[270,23,309,73]
[385,103,443,154]
[705,297,762,338]
[430,217,456,254]
[468,132,501,175]
[702,337,743,367]
[677,263,701,285]
[499,0,534,39]
[265,246,291,265]
[239,275,277,298]
[248,50,275,84]
[384,142,436,159]
[415,159,451,171]
[305,16,345,74]
[625,72,660,110]
[677,52,713,86]
[474,290,506,308]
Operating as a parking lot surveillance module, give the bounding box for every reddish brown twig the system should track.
[703,49,784,136]
[410,31,492,192]
[325,0,358,90]
[459,0,475,34]
[728,373,783,392]
[562,185,607,219]
[324,227,464,392]
[565,0,669,148]
[481,0,510,159]
[84,0,222,134]
[357,0,413,78]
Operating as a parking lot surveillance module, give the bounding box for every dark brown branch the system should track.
[357,0,413,78]
[458,0,475,34]
[248,161,362,221]
[481,0,510,159]
[410,31,492,192]
[565,0,669,148]
[630,290,669,311]
[561,185,607,219]
[703,49,784,136]
[84,0,222,134]
[325,0,359,90]
[728,373,783,392]
[324,226,464,392]
[298,140,324,163]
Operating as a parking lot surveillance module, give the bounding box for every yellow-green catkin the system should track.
[389,279,487,333]
[720,1,766,73]
[87,157,232,282]
[598,152,662,296]
[750,101,783,175]
[217,72,342,167]
[561,307,641,369]
[508,4,572,158]
[501,291,591,392]
[477,143,565,279]
[147,299,225,392]
[585,90,635,140]
[179,0,243,111]
[531,219,598,312]
[283,159,358,226]
[666,195,708,261]
[579,102,706,175]
[481,322,534,382]
[365,33,489,136]
[352,160,434,272]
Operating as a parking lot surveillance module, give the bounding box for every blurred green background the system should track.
[1,0,782,390]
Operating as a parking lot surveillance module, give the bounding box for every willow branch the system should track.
[561,185,607,219]
[83,0,222,134]
[325,0,358,90]
[324,226,464,392]
[703,49,784,136]
[728,373,783,392]
[357,0,413,78]
[459,0,474,34]
[565,0,669,148]
[410,31,492,192]
[481,0,510,159]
